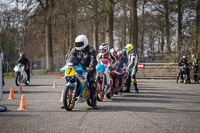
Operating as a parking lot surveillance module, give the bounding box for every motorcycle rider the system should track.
[96,43,116,92]
[18,53,30,83]
[70,35,97,109]
[178,56,190,83]
[96,43,116,64]
[110,48,119,62]
[191,54,199,83]
[125,44,139,94]
[113,50,128,90]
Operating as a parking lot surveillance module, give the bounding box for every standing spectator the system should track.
[145,49,151,63]
[191,54,199,83]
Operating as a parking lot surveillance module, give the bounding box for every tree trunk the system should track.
[93,0,99,52]
[37,0,55,72]
[160,24,165,53]
[122,2,127,48]
[195,0,200,57]
[140,0,146,57]
[129,15,132,43]
[45,15,54,72]
[164,0,171,53]
[105,0,115,48]
[177,0,182,58]
[69,19,74,51]
[131,0,138,52]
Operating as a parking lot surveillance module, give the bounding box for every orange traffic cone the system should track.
[60,90,64,102]
[18,95,27,110]
[18,85,22,93]
[53,81,57,88]
[8,88,15,99]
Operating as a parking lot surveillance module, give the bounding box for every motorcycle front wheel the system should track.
[63,87,76,111]
[96,82,104,101]
[15,73,21,86]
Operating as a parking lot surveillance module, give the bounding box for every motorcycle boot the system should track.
[132,79,139,94]
[124,75,131,92]
[193,73,199,83]
[194,77,199,84]
[90,81,98,109]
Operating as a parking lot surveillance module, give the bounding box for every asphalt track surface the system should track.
[0,76,200,133]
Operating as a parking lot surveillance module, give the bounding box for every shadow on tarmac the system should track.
[3,90,60,94]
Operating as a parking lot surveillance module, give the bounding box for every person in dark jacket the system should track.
[114,50,128,89]
[70,34,97,109]
[178,56,190,83]
[191,54,199,83]
[18,53,30,83]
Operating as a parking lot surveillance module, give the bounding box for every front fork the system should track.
[66,81,77,98]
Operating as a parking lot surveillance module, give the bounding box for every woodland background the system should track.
[0,0,200,72]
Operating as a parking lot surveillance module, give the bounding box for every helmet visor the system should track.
[76,42,84,47]
[100,49,107,53]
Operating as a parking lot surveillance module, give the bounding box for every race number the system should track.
[65,66,75,76]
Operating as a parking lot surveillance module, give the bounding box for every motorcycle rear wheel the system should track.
[63,87,76,111]
[96,82,104,101]
[25,81,29,85]
[106,93,112,99]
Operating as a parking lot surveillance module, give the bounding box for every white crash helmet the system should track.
[75,35,88,50]
[99,43,109,55]
[182,55,187,60]
[110,48,117,57]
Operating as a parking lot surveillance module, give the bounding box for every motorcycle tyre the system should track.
[96,82,104,102]
[91,89,97,108]
[63,87,76,111]
[15,73,21,86]
[25,81,29,86]
[106,93,112,99]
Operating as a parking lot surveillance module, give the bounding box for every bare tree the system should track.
[177,0,182,58]
[130,0,138,52]
[195,0,200,57]
[105,0,116,48]
[36,0,55,72]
